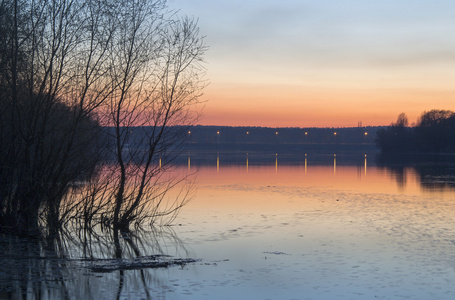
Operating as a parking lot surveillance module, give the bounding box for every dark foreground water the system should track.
[1,152,455,299]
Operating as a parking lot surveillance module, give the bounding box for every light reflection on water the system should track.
[169,153,455,299]
[2,152,455,299]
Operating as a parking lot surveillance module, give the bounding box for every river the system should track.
[1,151,455,299]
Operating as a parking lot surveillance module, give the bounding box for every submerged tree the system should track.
[0,0,109,233]
[0,0,206,234]
[102,3,206,231]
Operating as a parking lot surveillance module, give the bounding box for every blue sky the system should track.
[168,0,455,127]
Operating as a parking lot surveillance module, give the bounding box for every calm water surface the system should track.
[2,153,455,299]
[165,155,455,300]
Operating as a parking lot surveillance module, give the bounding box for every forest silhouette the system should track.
[376,110,455,153]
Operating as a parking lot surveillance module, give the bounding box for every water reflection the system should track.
[303,154,307,174]
[376,153,455,193]
[185,151,373,177]
[157,153,455,299]
[173,154,455,299]
[3,152,455,299]
[275,154,278,173]
[0,227,194,300]
[181,150,372,169]
[216,154,219,172]
[178,150,455,194]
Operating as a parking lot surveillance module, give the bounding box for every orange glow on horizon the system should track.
[197,83,455,128]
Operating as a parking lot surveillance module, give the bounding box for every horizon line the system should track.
[190,124,388,129]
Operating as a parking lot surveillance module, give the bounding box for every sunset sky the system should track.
[169,0,455,128]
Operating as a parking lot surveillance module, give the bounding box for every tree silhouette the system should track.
[0,0,206,234]
[376,110,455,154]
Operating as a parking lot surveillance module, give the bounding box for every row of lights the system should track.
[188,131,369,136]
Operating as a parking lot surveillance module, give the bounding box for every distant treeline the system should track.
[186,125,379,145]
[376,110,455,153]
[116,125,380,153]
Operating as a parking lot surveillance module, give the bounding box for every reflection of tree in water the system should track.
[376,154,455,192]
[387,166,407,190]
[0,234,72,299]
[0,226,195,299]
[414,164,455,192]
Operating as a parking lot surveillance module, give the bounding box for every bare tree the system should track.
[103,3,206,230]
[393,113,409,127]
[0,0,206,234]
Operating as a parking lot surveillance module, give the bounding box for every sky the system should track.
[168,0,455,128]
